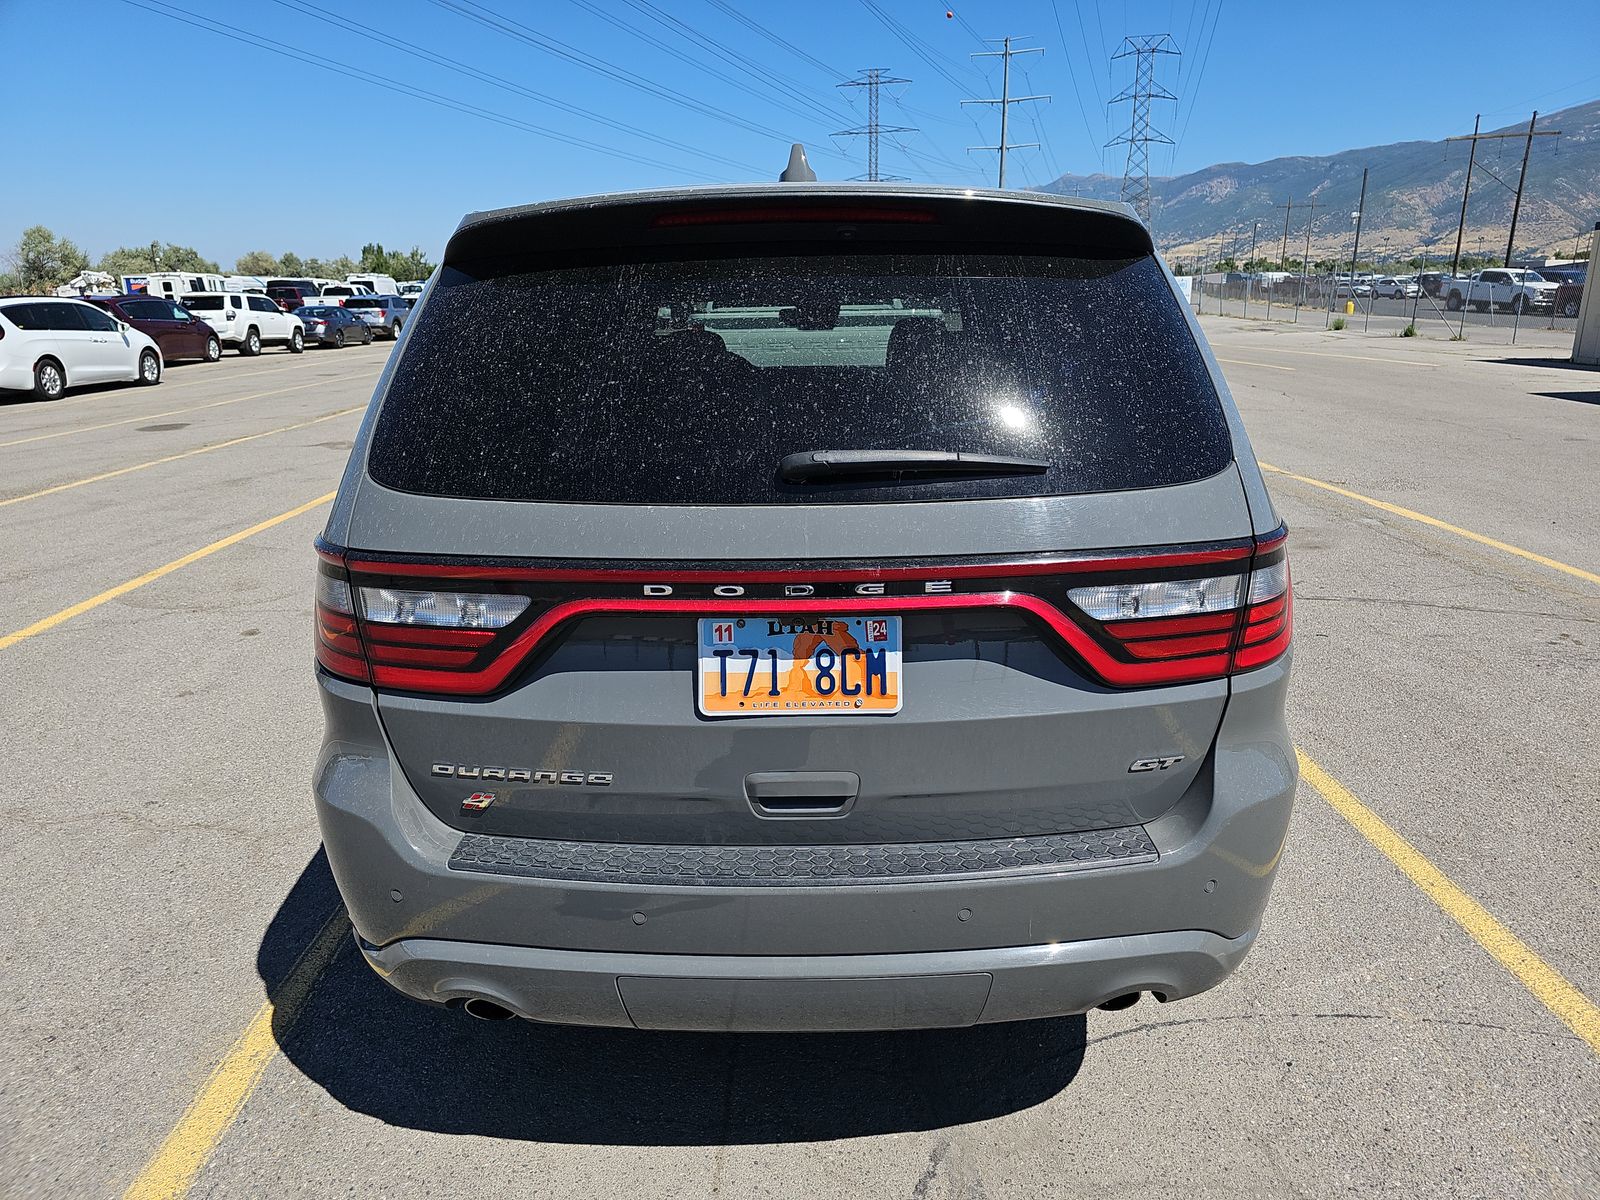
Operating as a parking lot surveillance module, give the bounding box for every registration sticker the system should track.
[696,616,903,717]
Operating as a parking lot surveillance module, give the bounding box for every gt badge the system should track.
[1129,756,1185,772]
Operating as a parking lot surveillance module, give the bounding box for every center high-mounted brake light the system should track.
[651,206,938,228]
[314,529,1291,697]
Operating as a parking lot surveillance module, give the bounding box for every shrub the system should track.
[1331,317,1347,330]
[1401,323,1417,337]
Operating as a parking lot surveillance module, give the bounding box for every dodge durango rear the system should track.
[312,178,1296,1032]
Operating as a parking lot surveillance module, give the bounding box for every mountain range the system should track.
[1035,97,1600,265]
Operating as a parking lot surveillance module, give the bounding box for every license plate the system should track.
[696,616,902,717]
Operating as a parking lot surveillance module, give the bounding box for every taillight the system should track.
[313,562,368,682]
[315,550,538,691]
[1068,528,1291,679]
[313,528,1290,697]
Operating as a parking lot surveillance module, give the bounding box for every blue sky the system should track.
[4,0,1597,266]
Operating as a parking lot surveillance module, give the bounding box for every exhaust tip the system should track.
[1096,992,1141,1012]
[462,997,516,1021]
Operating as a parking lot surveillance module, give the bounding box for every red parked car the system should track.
[85,294,222,363]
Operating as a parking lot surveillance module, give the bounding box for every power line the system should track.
[1047,0,1103,163]
[608,0,853,129]
[1444,112,1561,271]
[1107,34,1180,226]
[424,0,827,152]
[835,69,916,181]
[858,0,974,91]
[1173,0,1222,153]
[962,36,1048,189]
[260,0,758,175]
[118,0,730,179]
[698,0,847,81]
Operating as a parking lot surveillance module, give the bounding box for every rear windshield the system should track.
[183,295,223,310]
[300,307,338,317]
[369,252,1231,505]
[341,297,380,308]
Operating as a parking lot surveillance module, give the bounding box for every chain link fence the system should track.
[1187,272,1579,346]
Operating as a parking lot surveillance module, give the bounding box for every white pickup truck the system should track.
[1439,268,1559,314]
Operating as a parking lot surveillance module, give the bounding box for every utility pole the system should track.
[1106,34,1180,227]
[835,68,915,182]
[1348,167,1368,288]
[962,36,1047,189]
[1297,200,1325,318]
[1245,218,1259,318]
[1445,112,1560,275]
[1276,197,1295,269]
[1505,110,1552,265]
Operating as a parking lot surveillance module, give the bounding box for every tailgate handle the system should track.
[745,771,860,818]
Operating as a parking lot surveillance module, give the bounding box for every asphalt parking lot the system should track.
[1,323,1596,1198]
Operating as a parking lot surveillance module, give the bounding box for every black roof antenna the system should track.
[779,143,817,182]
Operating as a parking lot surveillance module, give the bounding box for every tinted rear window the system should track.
[341,297,380,308]
[184,295,223,310]
[369,252,1230,505]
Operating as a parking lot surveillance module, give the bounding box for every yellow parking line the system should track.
[1298,750,1600,1055]
[1260,462,1600,587]
[51,360,301,407]
[121,908,350,1200]
[0,367,379,448]
[0,490,336,653]
[1216,356,1296,372]
[0,406,363,508]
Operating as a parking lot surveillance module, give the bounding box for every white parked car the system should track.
[182,292,305,355]
[1373,276,1420,299]
[0,296,164,400]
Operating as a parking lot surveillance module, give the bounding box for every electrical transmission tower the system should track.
[835,68,915,182]
[961,36,1048,189]
[1106,34,1179,227]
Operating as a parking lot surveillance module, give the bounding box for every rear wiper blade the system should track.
[779,448,1050,483]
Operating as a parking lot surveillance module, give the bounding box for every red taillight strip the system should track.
[1102,611,1237,640]
[341,543,1252,584]
[358,593,1232,695]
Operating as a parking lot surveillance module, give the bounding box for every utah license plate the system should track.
[696,616,902,717]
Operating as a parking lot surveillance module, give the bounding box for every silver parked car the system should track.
[339,294,409,338]
[312,175,1296,1032]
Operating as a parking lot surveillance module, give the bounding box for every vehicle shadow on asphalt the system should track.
[261,852,1089,1144]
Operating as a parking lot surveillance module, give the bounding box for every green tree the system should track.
[359,242,389,273]
[7,225,90,290]
[305,255,357,278]
[235,250,280,276]
[97,241,219,277]
[384,244,435,281]
[278,251,305,275]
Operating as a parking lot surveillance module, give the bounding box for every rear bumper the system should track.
[314,658,1295,1030]
[361,927,1256,1031]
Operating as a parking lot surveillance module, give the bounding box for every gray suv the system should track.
[313,181,1296,1032]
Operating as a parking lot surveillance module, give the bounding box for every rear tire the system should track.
[137,349,161,386]
[289,328,304,354]
[391,318,403,338]
[1562,298,1580,318]
[240,327,261,356]
[204,335,221,362]
[1446,292,1463,311]
[33,358,65,400]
